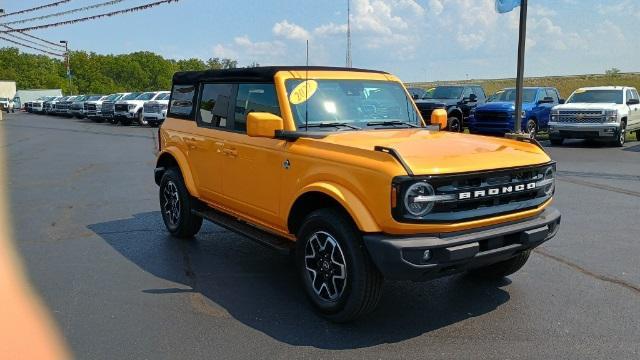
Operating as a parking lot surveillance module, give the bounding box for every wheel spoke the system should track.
[304,231,348,301]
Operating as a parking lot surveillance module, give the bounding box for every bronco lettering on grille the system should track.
[458,182,536,200]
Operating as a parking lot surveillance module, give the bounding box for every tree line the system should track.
[0,47,238,95]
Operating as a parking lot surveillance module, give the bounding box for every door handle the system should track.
[222,148,237,157]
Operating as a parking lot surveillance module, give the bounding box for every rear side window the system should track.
[169,85,196,119]
[626,89,634,101]
[198,83,233,128]
[233,84,281,132]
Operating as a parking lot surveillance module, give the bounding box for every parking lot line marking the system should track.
[534,248,640,295]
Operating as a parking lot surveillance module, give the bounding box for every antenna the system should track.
[346,0,352,68]
[305,39,309,132]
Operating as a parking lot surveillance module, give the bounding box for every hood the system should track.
[318,129,550,175]
[553,102,619,110]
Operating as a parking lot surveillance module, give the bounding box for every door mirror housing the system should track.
[412,94,420,100]
[627,98,640,105]
[469,94,478,102]
[430,108,448,130]
[246,112,284,138]
[537,97,555,105]
[559,98,566,104]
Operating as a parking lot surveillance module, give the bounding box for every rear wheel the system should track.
[296,208,383,323]
[159,168,203,238]
[447,116,462,132]
[468,250,531,279]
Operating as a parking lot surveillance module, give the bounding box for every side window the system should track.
[473,86,485,101]
[631,89,639,100]
[198,83,233,128]
[546,89,559,103]
[234,83,281,132]
[462,87,473,99]
[168,85,196,120]
[625,89,636,101]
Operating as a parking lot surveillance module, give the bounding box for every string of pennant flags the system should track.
[1,0,128,26]
[0,0,180,33]
[0,0,72,18]
[0,35,65,57]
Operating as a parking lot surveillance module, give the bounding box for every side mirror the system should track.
[469,94,478,102]
[430,108,448,130]
[412,94,420,100]
[246,112,284,138]
[559,98,565,104]
[538,97,554,104]
[627,98,640,105]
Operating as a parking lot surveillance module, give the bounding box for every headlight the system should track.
[403,182,435,217]
[537,165,555,196]
[605,110,618,122]
[128,104,136,110]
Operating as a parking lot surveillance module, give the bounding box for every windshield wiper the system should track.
[299,122,361,130]
[366,120,419,128]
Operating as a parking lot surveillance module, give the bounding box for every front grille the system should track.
[415,102,446,123]
[71,103,82,110]
[115,104,128,112]
[393,164,554,223]
[474,110,512,122]
[86,104,97,111]
[556,110,605,123]
[144,103,161,113]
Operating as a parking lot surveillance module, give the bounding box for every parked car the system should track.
[115,91,169,126]
[101,93,132,124]
[44,96,63,114]
[85,94,113,122]
[549,86,640,146]
[29,96,54,114]
[154,66,560,322]
[54,96,77,116]
[0,97,10,112]
[407,87,434,100]
[468,87,563,137]
[142,92,170,127]
[70,94,103,119]
[414,84,486,132]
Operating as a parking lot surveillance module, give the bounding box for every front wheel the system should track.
[159,168,203,238]
[467,250,531,279]
[296,208,383,323]
[614,122,626,147]
[447,116,462,132]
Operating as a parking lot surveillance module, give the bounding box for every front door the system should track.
[220,83,285,227]
[627,89,640,130]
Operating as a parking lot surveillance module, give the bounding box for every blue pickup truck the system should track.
[468,87,563,136]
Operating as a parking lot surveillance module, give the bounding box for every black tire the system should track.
[95,118,105,123]
[159,168,203,238]
[636,131,640,141]
[550,137,563,146]
[468,250,531,279]
[148,121,159,128]
[109,118,119,125]
[121,118,132,126]
[526,119,537,138]
[447,116,462,132]
[296,208,383,323]
[137,110,147,126]
[614,121,626,147]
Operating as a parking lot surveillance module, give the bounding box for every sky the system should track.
[1,0,639,82]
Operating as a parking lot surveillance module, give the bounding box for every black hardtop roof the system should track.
[172,66,389,85]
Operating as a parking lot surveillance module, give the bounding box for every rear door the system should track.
[626,89,640,130]
[220,83,286,226]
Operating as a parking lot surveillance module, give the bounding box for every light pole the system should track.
[60,40,71,94]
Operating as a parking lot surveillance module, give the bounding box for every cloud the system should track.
[272,20,311,41]
[314,22,348,36]
[212,36,287,65]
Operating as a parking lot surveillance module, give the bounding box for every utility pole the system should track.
[60,40,71,94]
[513,0,527,134]
[345,0,352,68]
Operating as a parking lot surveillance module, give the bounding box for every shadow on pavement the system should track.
[89,211,510,350]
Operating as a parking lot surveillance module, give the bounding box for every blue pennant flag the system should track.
[495,0,521,13]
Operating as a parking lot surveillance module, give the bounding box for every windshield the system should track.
[0,98,7,101]
[105,94,120,101]
[285,79,420,129]
[567,90,623,104]
[136,92,157,101]
[431,86,463,99]
[157,93,170,100]
[489,88,538,103]
[87,95,103,101]
[122,92,142,100]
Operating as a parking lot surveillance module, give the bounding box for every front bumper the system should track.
[363,207,561,281]
[548,122,620,138]
[143,113,165,121]
[115,111,136,118]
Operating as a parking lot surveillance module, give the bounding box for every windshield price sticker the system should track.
[290,80,318,105]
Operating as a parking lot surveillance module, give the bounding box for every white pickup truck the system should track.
[549,86,640,146]
[142,92,170,127]
[114,91,169,126]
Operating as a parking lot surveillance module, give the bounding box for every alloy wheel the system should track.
[304,231,347,302]
[162,181,181,226]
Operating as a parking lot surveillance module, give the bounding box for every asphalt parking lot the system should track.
[2,112,639,359]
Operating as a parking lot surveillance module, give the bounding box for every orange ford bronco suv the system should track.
[154,66,560,322]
